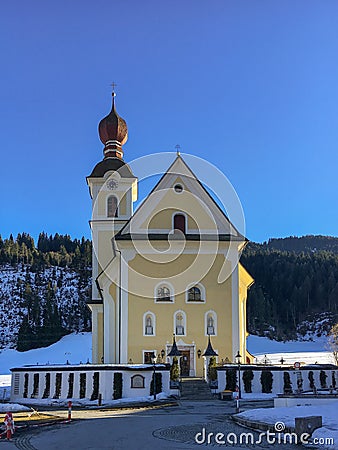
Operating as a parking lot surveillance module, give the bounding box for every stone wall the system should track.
[10,364,171,402]
[216,364,338,395]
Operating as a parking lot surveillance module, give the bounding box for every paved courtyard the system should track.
[6,400,301,450]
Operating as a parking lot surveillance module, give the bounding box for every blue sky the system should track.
[1,1,337,243]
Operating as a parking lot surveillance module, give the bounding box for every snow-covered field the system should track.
[0,332,92,376]
[238,403,338,449]
[0,332,92,401]
[247,334,335,365]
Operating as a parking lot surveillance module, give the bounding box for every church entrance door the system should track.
[180,350,190,376]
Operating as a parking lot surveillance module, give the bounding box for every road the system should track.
[6,400,301,450]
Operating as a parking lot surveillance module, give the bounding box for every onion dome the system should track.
[98,92,128,159]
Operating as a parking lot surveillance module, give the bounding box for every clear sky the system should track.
[1,0,337,243]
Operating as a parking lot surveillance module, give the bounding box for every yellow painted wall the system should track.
[126,253,233,377]
[141,181,221,232]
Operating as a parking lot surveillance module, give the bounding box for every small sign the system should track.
[294,362,301,369]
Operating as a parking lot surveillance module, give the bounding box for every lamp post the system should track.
[235,351,242,413]
[151,355,156,400]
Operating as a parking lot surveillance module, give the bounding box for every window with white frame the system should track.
[144,312,155,336]
[186,284,205,302]
[205,311,217,336]
[173,213,186,233]
[175,311,186,335]
[156,285,172,302]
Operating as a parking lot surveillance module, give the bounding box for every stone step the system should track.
[180,378,214,400]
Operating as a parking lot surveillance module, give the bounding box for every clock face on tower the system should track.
[107,179,118,190]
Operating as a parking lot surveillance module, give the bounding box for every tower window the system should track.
[107,196,118,218]
[174,184,183,193]
[173,213,186,233]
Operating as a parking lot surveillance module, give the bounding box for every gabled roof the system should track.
[115,155,246,242]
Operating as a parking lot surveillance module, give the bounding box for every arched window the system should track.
[173,213,186,233]
[156,285,172,302]
[144,312,155,336]
[175,311,186,336]
[187,286,202,302]
[107,196,118,218]
[205,311,217,336]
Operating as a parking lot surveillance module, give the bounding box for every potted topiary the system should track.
[208,356,218,389]
[170,357,180,389]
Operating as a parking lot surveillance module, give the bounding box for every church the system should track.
[86,92,254,378]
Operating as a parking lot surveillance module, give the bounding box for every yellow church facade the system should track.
[87,92,253,377]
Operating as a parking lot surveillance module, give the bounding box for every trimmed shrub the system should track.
[150,373,162,396]
[90,372,100,401]
[260,370,273,393]
[23,373,29,398]
[79,373,86,398]
[225,368,237,391]
[42,373,51,398]
[243,369,254,393]
[170,357,180,381]
[31,373,39,398]
[283,372,292,394]
[53,373,62,399]
[113,372,123,400]
[320,370,327,389]
[308,371,315,389]
[208,357,217,382]
[67,373,74,399]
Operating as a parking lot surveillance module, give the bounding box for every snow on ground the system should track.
[247,334,335,365]
[0,332,92,375]
[0,375,11,401]
[0,403,30,412]
[14,392,170,408]
[237,402,338,449]
[247,334,330,353]
[0,332,92,400]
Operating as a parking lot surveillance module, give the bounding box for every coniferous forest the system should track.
[242,236,338,341]
[0,233,338,350]
[0,233,92,351]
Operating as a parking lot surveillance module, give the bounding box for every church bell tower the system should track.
[86,91,137,362]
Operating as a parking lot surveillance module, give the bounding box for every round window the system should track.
[174,184,183,193]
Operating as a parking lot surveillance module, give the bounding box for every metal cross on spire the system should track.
[110,82,117,93]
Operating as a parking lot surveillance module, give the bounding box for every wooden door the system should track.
[180,350,190,376]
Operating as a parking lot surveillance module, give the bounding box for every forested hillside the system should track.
[0,233,92,350]
[1,232,338,350]
[242,235,338,341]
